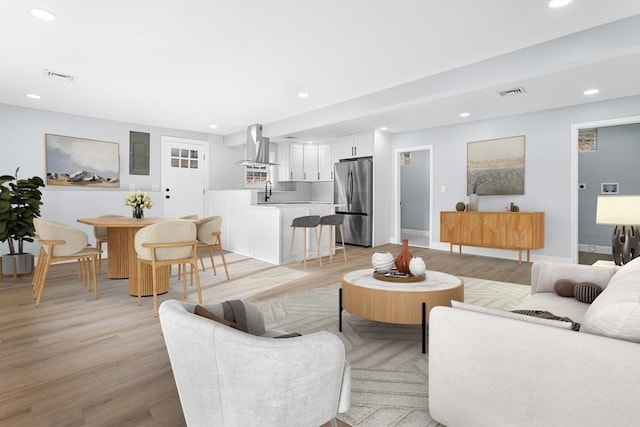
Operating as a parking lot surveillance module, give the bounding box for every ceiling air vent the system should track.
[43,69,77,83]
[284,136,298,140]
[498,86,526,97]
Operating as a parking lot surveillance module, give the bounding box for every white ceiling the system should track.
[1,1,639,144]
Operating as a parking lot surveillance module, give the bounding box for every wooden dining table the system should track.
[77,216,190,297]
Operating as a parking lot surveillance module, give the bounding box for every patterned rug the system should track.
[256,277,530,427]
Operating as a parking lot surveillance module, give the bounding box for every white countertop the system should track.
[343,269,463,292]
[251,202,338,208]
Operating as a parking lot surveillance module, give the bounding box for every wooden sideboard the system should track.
[440,211,544,263]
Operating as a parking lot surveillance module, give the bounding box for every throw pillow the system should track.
[554,278,577,297]
[273,332,303,338]
[512,309,580,331]
[194,304,246,332]
[574,282,602,304]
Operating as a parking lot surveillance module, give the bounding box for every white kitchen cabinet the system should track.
[339,131,374,159]
[318,143,335,181]
[276,143,289,182]
[289,143,304,181]
[277,142,304,181]
[303,144,318,181]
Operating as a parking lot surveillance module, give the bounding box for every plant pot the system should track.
[2,253,34,275]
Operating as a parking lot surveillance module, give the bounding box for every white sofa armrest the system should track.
[531,261,617,294]
[428,306,640,427]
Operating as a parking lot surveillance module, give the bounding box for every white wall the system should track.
[391,95,640,263]
[0,104,218,254]
[400,150,430,231]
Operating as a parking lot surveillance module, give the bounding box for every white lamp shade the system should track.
[596,195,640,225]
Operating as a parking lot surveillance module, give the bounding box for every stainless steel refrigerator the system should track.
[334,157,373,247]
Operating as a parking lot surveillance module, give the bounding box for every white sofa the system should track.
[428,257,640,427]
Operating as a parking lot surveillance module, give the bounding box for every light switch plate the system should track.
[151,184,159,191]
[129,184,135,191]
[440,185,446,192]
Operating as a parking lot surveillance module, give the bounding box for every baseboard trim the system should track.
[578,244,611,255]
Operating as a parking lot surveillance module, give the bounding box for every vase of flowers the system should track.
[125,191,153,219]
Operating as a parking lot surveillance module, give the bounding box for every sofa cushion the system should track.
[554,279,577,297]
[451,301,572,330]
[574,282,602,304]
[580,258,640,343]
[194,304,246,332]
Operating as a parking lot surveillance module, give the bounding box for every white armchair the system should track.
[159,299,351,427]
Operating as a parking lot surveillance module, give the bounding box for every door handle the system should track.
[165,195,170,199]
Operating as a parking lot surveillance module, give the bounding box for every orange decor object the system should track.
[394,238,413,274]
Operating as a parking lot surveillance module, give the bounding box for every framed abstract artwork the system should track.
[45,134,120,188]
[467,135,525,195]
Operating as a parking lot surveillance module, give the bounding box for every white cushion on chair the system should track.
[34,218,89,256]
[196,216,222,245]
[134,220,196,261]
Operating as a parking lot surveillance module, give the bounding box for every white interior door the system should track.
[161,136,208,218]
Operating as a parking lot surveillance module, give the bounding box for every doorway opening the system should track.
[393,145,433,248]
[570,115,640,264]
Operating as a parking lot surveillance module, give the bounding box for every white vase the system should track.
[372,251,395,273]
[409,256,426,277]
[468,193,479,211]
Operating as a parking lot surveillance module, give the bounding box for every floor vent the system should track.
[498,86,526,97]
[43,69,77,83]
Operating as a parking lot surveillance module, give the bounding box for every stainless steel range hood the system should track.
[236,124,279,166]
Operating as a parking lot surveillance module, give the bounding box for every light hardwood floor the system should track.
[0,243,532,426]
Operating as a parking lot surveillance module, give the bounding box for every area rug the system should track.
[256,278,530,427]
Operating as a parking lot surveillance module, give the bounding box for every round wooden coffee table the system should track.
[340,269,464,353]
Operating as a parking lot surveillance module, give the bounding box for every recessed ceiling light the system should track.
[30,8,57,21]
[209,124,218,129]
[379,127,388,131]
[306,140,313,144]
[548,0,572,8]
[27,93,41,99]
[459,112,470,118]
[297,92,309,98]
[584,89,600,95]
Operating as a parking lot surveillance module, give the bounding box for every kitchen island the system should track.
[209,190,339,265]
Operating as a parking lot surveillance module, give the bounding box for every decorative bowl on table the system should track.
[371,251,395,273]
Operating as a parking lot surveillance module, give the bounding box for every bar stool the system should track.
[319,214,348,264]
[289,215,321,269]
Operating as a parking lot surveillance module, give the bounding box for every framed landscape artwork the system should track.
[467,135,525,195]
[45,134,120,188]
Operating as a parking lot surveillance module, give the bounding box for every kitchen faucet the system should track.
[265,180,272,202]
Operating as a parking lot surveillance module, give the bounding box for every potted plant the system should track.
[0,168,45,275]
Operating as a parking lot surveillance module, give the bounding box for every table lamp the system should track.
[595,195,640,265]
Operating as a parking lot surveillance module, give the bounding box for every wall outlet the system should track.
[151,184,159,191]
[440,185,446,193]
[129,184,135,191]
